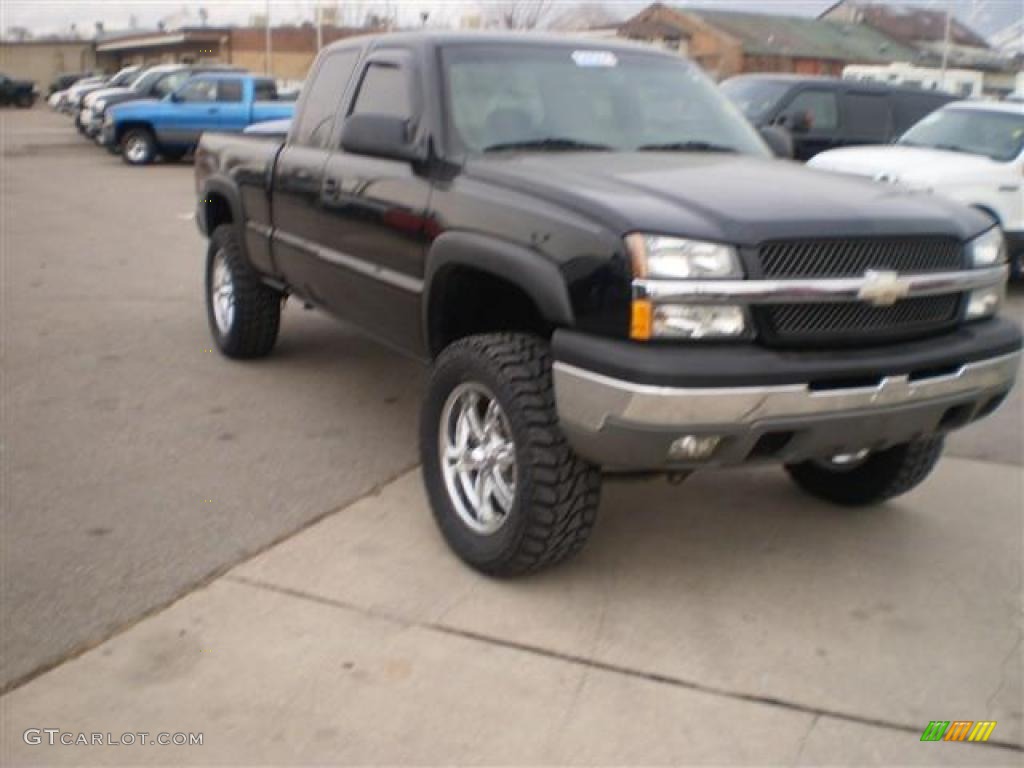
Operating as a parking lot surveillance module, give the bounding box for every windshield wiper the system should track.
[637,141,737,153]
[483,138,613,153]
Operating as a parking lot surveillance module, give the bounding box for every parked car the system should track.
[57,75,107,113]
[73,65,143,131]
[195,33,1019,575]
[721,75,956,161]
[48,72,90,98]
[0,73,37,108]
[809,102,1024,277]
[107,72,294,165]
[88,65,244,145]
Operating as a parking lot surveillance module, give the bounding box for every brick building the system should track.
[94,25,374,81]
[617,3,922,80]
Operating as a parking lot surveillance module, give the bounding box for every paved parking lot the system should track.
[1,108,1022,763]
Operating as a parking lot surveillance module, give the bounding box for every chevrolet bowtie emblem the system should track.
[858,270,910,307]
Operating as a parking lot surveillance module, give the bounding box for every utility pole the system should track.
[315,1,323,52]
[940,0,953,89]
[264,0,273,76]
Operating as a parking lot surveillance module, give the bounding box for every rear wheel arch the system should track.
[423,233,575,358]
[199,179,251,267]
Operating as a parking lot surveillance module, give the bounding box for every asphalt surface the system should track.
[2,107,1022,695]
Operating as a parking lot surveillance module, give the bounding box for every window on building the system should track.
[292,49,359,148]
[351,62,411,119]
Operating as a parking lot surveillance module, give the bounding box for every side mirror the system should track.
[166,92,181,103]
[340,113,425,163]
[759,126,794,159]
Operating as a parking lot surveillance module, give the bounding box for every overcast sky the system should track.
[2,0,1019,39]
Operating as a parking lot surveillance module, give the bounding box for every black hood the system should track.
[465,152,991,245]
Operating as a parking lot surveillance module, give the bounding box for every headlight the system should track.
[94,100,106,112]
[627,234,742,279]
[967,227,1006,269]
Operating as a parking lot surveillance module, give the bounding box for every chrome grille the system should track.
[759,237,963,278]
[761,295,961,345]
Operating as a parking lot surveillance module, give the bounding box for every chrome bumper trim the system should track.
[634,265,1007,305]
[553,352,1020,432]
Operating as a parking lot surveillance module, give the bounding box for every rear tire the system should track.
[786,437,944,506]
[205,224,281,359]
[120,127,156,165]
[421,333,601,576]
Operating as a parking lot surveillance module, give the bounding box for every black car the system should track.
[195,33,1019,575]
[0,73,37,108]
[721,75,956,161]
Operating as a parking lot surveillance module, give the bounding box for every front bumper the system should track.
[552,321,1022,470]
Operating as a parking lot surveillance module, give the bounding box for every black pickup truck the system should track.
[195,33,1021,576]
[0,73,37,108]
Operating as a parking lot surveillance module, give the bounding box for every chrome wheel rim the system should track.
[125,135,148,163]
[439,382,517,535]
[211,250,235,335]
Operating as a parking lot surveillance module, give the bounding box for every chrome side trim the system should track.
[634,265,1008,305]
[273,230,423,294]
[553,352,1020,431]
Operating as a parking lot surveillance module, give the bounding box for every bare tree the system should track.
[484,0,555,30]
[6,26,33,41]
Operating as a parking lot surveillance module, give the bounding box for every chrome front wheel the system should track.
[439,382,517,535]
[210,249,236,336]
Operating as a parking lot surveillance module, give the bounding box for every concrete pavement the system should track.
[2,460,1021,764]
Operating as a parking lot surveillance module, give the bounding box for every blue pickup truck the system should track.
[104,73,295,165]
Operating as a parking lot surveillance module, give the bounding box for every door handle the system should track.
[207,107,219,114]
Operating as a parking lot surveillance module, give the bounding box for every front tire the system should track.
[205,225,281,359]
[786,437,944,506]
[120,128,156,165]
[421,333,602,576]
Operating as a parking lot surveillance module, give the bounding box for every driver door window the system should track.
[350,63,411,119]
[176,78,217,103]
[779,90,838,134]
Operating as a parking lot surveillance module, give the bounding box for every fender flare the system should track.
[198,177,250,261]
[423,231,575,352]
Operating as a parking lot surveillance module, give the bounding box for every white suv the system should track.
[809,102,1024,276]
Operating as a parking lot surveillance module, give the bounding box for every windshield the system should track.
[442,44,769,157]
[719,78,790,122]
[153,70,192,98]
[109,68,138,87]
[898,107,1024,162]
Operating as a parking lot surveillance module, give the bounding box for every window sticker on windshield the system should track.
[572,50,618,68]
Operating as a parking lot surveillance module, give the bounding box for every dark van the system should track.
[721,75,956,161]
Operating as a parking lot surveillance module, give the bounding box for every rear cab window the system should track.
[842,91,892,141]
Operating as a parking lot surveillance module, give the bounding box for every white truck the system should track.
[809,101,1024,277]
